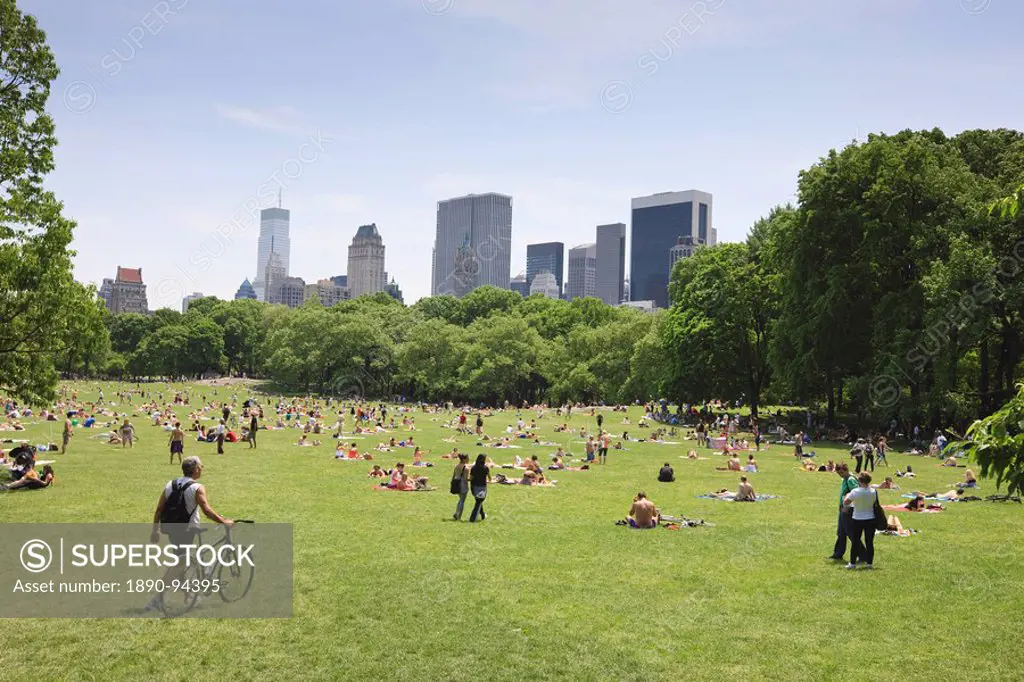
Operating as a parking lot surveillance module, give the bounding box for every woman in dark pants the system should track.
[843,472,878,569]
[451,454,469,521]
[469,454,490,522]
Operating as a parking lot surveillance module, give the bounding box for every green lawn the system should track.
[2,382,1022,681]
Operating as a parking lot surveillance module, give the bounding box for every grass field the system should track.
[2,381,1023,681]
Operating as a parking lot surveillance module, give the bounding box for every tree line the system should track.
[2,4,1022,425]
[81,123,1024,432]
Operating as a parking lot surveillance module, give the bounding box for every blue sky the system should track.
[22,0,1024,307]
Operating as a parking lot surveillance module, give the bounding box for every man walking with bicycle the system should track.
[146,456,233,612]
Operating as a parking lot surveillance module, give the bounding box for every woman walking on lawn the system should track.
[843,472,879,569]
[469,454,490,522]
[451,454,469,520]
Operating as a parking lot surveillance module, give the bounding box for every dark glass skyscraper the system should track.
[630,190,714,309]
[526,242,564,293]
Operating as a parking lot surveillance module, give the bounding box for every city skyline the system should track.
[28,2,1021,307]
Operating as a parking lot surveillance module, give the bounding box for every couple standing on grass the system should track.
[450,454,490,522]
[830,462,884,569]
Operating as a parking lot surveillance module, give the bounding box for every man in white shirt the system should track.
[215,419,226,455]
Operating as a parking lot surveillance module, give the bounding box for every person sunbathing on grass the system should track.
[895,495,928,511]
[494,470,545,486]
[627,491,659,528]
[959,469,978,489]
[896,466,915,478]
[736,476,757,501]
[687,450,700,459]
[873,477,898,490]
[915,489,962,501]
[942,456,959,467]
[549,456,566,470]
[716,455,742,472]
[387,463,408,489]
[412,448,433,467]
[709,476,757,501]
[368,465,385,478]
[743,455,758,473]
[4,465,55,490]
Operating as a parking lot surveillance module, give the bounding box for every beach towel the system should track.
[372,485,436,492]
[697,494,778,502]
[882,504,944,513]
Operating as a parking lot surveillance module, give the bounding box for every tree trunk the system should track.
[826,376,836,424]
[979,340,990,417]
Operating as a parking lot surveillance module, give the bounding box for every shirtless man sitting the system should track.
[735,476,756,502]
[628,492,659,528]
[716,455,742,472]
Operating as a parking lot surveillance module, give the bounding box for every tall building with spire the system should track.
[347,224,386,298]
[252,191,290,301]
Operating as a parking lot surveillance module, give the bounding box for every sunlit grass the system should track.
[1,381,1022,681]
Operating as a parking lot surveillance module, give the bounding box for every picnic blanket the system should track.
[372,485,436,492]
[883,504,944,513]
[698,494,779,502]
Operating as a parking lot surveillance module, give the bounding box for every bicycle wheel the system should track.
[160,566,202,618]
[217,557,255,603]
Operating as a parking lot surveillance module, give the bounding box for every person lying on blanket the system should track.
[709,476,757,501]
[743,455,758,473]
[626,492,660,528]
[873,476,898,490]
[887,495,938,511]
[368,465,385,478]
[386,463,428,490]
[495,471,548,486]
[915,489,962,501]
[4,465,55,490]
[941,456,959,467]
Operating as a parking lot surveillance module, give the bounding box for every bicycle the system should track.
[161,519,256,617]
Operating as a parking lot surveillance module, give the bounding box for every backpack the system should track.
[160,478,197,530]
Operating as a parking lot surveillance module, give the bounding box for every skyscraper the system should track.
[526,242,564,293]
[252,200,291,302]
[347,224,387,298]
[595,223,626,306]
[630,190,713,308]
[566,243,597,300]
[432,193,513,297]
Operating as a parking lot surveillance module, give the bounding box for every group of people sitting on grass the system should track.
[1,444,55,491]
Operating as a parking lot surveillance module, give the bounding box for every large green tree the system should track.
[0,1,106,403]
